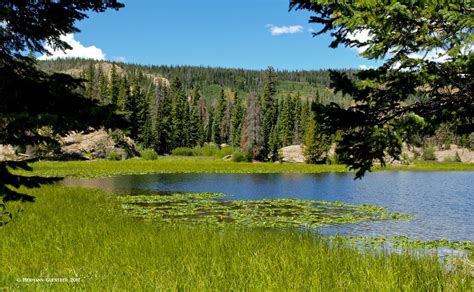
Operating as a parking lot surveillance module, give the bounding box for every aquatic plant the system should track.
[116,192,411,228]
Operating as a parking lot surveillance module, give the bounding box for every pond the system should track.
[63,171,474,242]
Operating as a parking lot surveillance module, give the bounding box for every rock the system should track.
[61,129,139,160]
[222,155,232,161]
[0,145,17,161]
[280,145,305,163]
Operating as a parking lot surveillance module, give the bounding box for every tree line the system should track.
[76,63,331,161]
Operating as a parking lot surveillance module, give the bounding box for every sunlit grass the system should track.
[1,186,471,290]
[14,156,474,178]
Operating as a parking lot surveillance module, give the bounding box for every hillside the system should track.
[38,58,355,106]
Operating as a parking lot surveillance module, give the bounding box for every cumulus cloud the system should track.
[39,34,105,60]
[359,64,375,70]
[266,24,304,36]
[346,29,372,54]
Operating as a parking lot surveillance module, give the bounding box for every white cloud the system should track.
[112,56,127,63]
[346,29,372,54]
[266,24,304,36]
[359,64,375,70]
[39,34,105,60]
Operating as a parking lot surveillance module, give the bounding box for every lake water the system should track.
[63,171,474,242]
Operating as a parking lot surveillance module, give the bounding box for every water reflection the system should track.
[63,171,474,241]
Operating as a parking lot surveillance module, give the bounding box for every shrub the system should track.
[232,151,252,162]
[171,145,234,158]
[171,147,195,156]
[140,148,158,160]
[400,153,410,164]
[107,150,122,161]
[422,146,437,161]
[443,153,462,163]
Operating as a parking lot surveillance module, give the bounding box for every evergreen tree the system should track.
[170,77,190,148]
[98,66,109,103]
[230,92,245,148]
[241,92,263,159]
[154,82,173,154]
[109,64,120,106]
[212,88,226,145]
[85,62,95,98]
[260,66,278,159]
[303,113,330,164]
[188,87,202,147]
[293,94,303,144]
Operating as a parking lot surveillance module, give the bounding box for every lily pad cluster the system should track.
[342,236,473,252]
[117,192,411,228]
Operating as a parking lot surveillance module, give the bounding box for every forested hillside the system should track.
[37,58,353,160]
[37,59,473,162]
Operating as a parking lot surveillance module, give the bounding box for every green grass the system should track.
[15,156,474,178]
[1,186,472,290]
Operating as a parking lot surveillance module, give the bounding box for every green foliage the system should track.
[0,1,124,201]
[304,114,331,164]
[140,149,159,161]
[291,0,473,178]
[118,193,410,227]
[170,77,190,148]
[107,150,122,161]
[422,146,437,161]
[231,151,253,163]
[171,146,234,158]
[171,147,195,156]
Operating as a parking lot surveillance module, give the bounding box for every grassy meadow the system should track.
[1,157,473,290]
[13,156,474,178]
[1,186,472,290]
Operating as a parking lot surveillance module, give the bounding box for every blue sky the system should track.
[43,0,380,70]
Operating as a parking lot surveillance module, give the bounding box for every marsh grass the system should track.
[14,157,474,179]
[1,186,472,290]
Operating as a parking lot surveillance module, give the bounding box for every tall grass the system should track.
[15,157,474,179]
[1,186,471,290]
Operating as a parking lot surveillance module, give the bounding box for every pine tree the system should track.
[260,66,278,160]
[293,94,303,144]
[230,92,244,148]
[241,92,263,159]
[154,82,173,154]
[170,77,190,148]
[98,66,109,103]
[188,87,201,147]
[124,79,140,140]
[212,88,226,145]
[303,113,330,164]
[109,64,120,106]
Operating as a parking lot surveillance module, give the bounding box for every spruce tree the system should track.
[170,77,190,148]
[212,88,226,145]
[230,92,244,148]
[303,113,330,164]
[260,66,278,159]
[154,82,173,154]
[109,64,120,106]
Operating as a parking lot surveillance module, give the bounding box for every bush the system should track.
[422,146,437,161]
[400,153,411,165]
[443,153,462,163]
[171,147,195,156]
[140,148,158,160]
[171,145,234,158]
[232,151,252,162]
[107,150,122,161]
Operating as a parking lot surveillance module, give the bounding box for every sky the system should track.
[40,0,381,71]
